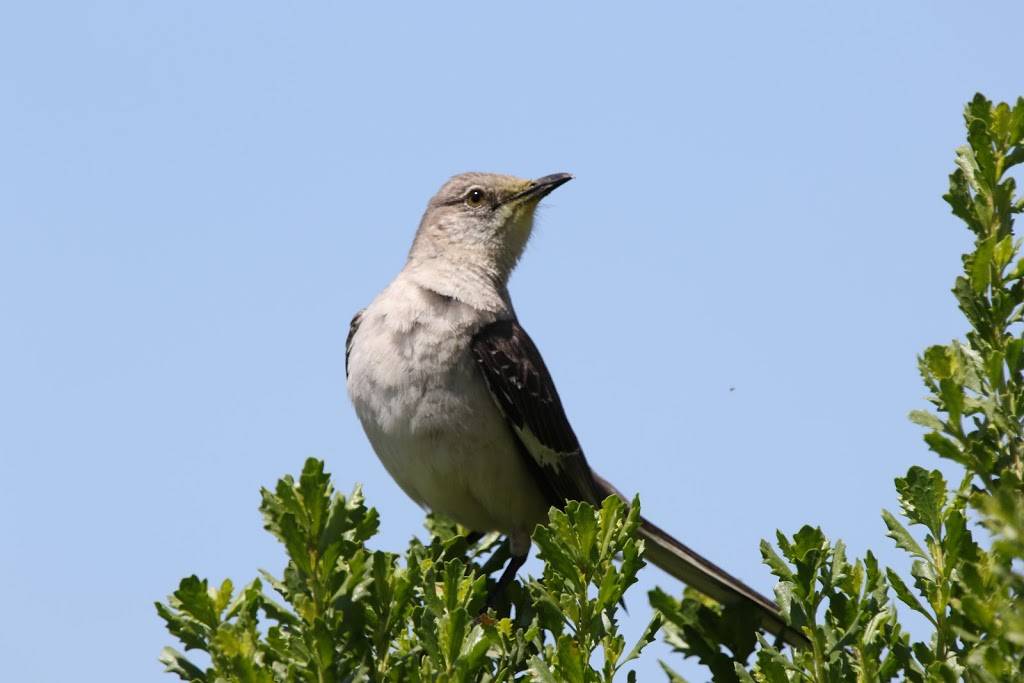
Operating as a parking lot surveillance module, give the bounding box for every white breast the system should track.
[346,276,550,537]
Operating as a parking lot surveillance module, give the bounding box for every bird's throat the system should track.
[403,256,512,314]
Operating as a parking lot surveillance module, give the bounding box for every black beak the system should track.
[505,172,574,205]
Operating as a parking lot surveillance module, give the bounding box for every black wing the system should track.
[471,319,604,509]
[345,310,364,377]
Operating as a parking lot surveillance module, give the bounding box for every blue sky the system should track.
[2,1,1022,680]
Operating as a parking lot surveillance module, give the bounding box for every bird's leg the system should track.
[464,530,485,545]
[484,551,527,611]
[482,532,531,613]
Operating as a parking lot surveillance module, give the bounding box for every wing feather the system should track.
[471,319,603,508]
[345,310,364,377]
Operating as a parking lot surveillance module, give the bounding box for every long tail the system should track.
[591,474,808,649]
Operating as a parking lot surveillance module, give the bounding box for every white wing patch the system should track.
[512,423,572,472]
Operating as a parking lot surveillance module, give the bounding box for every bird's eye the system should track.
[465,188,485,207]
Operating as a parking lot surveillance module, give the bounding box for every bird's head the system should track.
[408,172,573,286]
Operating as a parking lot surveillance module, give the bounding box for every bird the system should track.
[345,172,804,647]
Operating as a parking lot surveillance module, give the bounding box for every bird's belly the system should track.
[349,349,549,535]
[370,412,549,535]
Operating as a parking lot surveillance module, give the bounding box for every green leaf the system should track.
[621,613,663,668]
[168,576,220,630]
[751,646,791,683]
[862,609,889,647]
[895,467,947,537]
[533,511,584,593]
[945,166,984,235]
[886,569,936,626]
[527,656,559,683]
[158,647,207,682]
[922,432,967,467]
[923,345,957,380]
[970,235,995,293]
[940,509,973,573]
[759,539,795,581]
[658,660,690,683]
[733,662,757,682]
[938,379,964,426]
[882,509,928,559]
[298,457,331,534]
[555,635,587,683]
[993,234,1015,270]
[908,410,945,431]
[1007,256,1024,280]
[1006,338,1024,373]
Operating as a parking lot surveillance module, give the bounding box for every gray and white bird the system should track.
[346,172,804,646]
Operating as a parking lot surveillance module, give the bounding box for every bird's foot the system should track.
[474,611,498,627]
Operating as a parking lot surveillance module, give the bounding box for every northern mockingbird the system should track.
[346,172,803,646]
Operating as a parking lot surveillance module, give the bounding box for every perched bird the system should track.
[346,172,804,646]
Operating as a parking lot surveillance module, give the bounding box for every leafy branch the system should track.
[647,94,1024,682]
[157,460,658,682]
